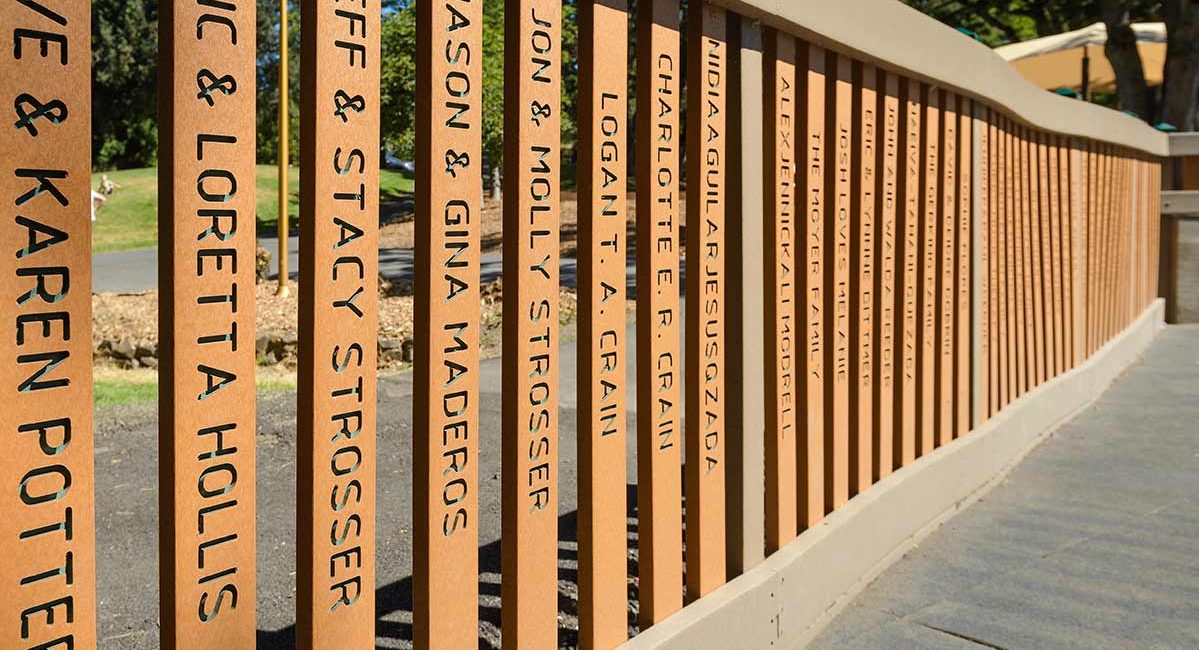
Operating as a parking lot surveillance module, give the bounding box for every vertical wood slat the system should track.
[998,119,1011,410]
[1063,141,1074,368]
[634,0,683,626]
[1109,152,1122,338]
[1033,133,1049,385]
[1079,143,1088,355]
[685,0,728,600]
[1,3,97,648]
[956,103,971,438]
[850,62,877,494]
[982,111,997,421]
[502,1,562,646]
[1098,146,1109,348]
[1086,144,1098,355]
[577,0,630,643]
[1047,136,1065,378]
[1105,149,1118,342]
[1028,131,1046,388]
[1013,126,1029,397]
[937,93,956,448]
[1119,155,1132,331]
[413,0,482,645]
[918,85,938,456]
[896,77,921,468]
[1146,161,1155,298]
[162,0,262,642]
[764,29,798,551]
[985,115,999,417]
[160,0,258,643]
[875,71,900,480]
[1119,155,1127,331]
[297,0,380,646]
[1099,147,1112,343]
[799,43,827,528]
[725,15,767,575]
[1088,145,1098,354]
[1063,140,1075,367]
[826,52,853,510]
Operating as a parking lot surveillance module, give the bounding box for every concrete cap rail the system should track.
[711,0,1169,157]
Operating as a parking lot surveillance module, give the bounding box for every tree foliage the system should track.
[902,0,1199,127]
[256,0,301,166]
[380,0,579,173]
[92,0,158,170]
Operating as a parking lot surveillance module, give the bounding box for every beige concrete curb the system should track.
[622,300,1165,650]
[710,0,1168,157]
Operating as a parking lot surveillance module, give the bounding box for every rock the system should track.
[401,337,415,363]
[379,339,403,363]
[256,334,271,357]
[135,341,157,359]
[281,332,299,349]
[264,350,281,366]
[138,356,158,369]
[255,246,271,283]
[112,336,137,361]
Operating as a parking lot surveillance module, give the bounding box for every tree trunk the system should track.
[1099,0,1152,119]
[1162,0,1199,130]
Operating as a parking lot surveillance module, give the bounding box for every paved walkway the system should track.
[809,325,1199,650]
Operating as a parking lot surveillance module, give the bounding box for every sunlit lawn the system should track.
[94,366,298,407]
[91,165,414,253]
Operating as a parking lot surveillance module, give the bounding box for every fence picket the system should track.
[413,0,483,645]
[918,85,939,457]
[764,27,798,553]
[684,2,730,600]
[634,0,684,626]
[159,1,259,646]
[0,3,1172,647]
[956,103,972,438]
[577,0,630,644]
[897,77,921,469]
[850,62,878,494]
[1,3,97,648]
[938,92,957,448]
[502,2,563,646]
[875,71,900,480]
[799,42,827,527]
[826,52,853,510]
[296,1,380,646]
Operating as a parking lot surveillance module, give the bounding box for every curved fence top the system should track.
[714,0,1170,156]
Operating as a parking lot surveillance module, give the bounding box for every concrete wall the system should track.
[623,301,1164,650]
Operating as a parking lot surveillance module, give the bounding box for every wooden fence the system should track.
[0,1,1165,649]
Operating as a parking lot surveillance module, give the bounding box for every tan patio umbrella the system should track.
[994,22,1166,99]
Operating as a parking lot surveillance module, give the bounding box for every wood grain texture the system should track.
[764,28,798,551]
[577,0,629,644]
[502,2,563,646]
[297,0,380,646]
[1,3,97,648]
[685,0,728,601]
[634,0,683,626]
[413,0,482,645]
[875,71,900,480]
[799,42,827,527]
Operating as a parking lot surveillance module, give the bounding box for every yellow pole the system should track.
[276,0,291,297]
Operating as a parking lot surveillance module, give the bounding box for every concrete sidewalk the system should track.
[809,325,1199,650]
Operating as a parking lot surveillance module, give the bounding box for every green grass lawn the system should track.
[91,165,415,253]
[95,367,298,407]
